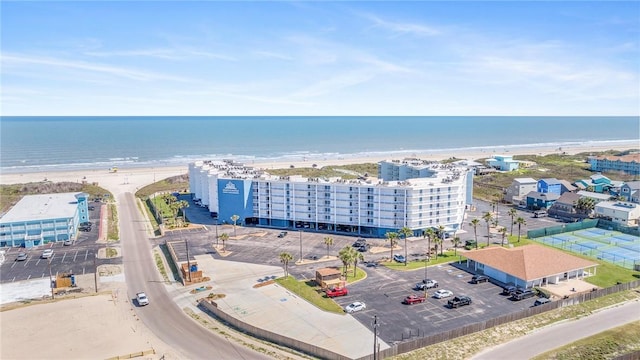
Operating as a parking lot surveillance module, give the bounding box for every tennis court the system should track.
[534,227,640,269]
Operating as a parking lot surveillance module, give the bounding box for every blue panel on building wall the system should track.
[217,179,254,224]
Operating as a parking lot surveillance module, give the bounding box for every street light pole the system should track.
[299,230,302,261]
[94,254,98,293]
[215,219,219,247]
[185,238,191,283]
[48,259,54,299]
[372,315,379,360]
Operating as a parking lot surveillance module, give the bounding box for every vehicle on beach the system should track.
[402,295,427,305]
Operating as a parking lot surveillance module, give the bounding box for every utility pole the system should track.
[94,254,98,293]
[48,259,54,299]
[373,315,379,360]
[215,219,219,247]
[185,238,191,283]
[299,230,302,262]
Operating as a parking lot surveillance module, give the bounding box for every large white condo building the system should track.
[189,159,473,238]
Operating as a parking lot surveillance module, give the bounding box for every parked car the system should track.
[63,239,73,246]
[41,249,54,259]
[393,254,406,263]
[357,244,371,252]
[88,206,95,211]
[433,289,454,299]
[502,285,519,295]
[325,287,349,298]
[15,252,28,261]
[511,289,536,301]
[366,261,379,268]
[277,231,288,238]
[136,292,150,306]
[402,295,427,305]
[79,226,92,232]
[448,296,472,308]
[352,238,367,248]
[344,302,366,313]
[423,279,439,288]
[533,297,551,306]
[534,210,547,218]
[464,240,477,250]
[471,275,489,284]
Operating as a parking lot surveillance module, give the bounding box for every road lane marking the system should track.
[26,275,31,280]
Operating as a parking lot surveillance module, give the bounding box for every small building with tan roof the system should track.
[463,245,598,289]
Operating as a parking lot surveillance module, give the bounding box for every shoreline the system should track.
[0,141,637,193]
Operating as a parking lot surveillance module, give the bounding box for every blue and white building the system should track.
[0,192,90,247]
[189,159,474,238]
[486,155,520,171]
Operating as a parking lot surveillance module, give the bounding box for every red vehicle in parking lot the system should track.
[402,295,427,305]
[325,287,349,298]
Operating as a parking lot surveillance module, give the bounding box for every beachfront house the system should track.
[0,192,89,247]
[462,245,598,289]
[575,174,612,193]
[537,178,563,195]
[526,191,560,210]
[485,155,520,172]
[505,178,537,206]
[547,192,585,222]
[189,159,474,238]
[620,181,640,204]
[589,154,640,175]
[593,201,640,227]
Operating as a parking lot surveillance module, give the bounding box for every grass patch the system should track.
[344,267,367,283]
[159,244,181,282]
[107,203,119,242]
[105,247,118,258]
[531,321,640,360]
[275,276,345,314]
[154,250,170,283]
[383,251,465,271]
[134,174,189,198]
[392,288,640,360]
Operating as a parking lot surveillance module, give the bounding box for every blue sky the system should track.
[2,1,638,116]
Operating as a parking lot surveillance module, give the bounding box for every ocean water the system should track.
[0,116,638,173]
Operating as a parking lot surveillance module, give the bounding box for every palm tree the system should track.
[423,228,436,259]
[353,252,364,277]
[433,236,442,260]
[576,197,596,216]
[279,252,293,277]
[452,236,461,256]
[515,217,527,242]
[508,208,517,236]
[399,227,412,266]
[385,231,398,260]
[437,225,446,256]
[470,219,480,250]
[230,214,240,237]
[482,212,494,246]
[219,233,229,252]
[338,246,356,277]
[498,226,507,247]
[323,236,334,258]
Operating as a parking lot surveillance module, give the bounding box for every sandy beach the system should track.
[1,141,637,192]
[0,140,637,360]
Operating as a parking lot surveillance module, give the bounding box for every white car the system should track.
[136,292,149,306]
[433,289,454,299]
[41,249,54,259]
[345,301,366,313]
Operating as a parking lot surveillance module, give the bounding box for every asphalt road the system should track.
[119,192,270,360]
[471,300,640,359]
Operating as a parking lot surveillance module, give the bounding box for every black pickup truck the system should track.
[448,296,472,308]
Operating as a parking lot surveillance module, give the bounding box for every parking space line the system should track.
[73,251,78,262]
[84,250,89,261]
[11,262,17,269]
[61,253,67,263]
[26,275,30,280]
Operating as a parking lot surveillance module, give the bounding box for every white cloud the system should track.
[364,14,441,37]
[84,48,235,61]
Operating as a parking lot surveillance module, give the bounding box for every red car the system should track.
[326,287,349,298]
[403,295,427,305]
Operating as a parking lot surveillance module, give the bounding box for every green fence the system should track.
[528,219,598,239]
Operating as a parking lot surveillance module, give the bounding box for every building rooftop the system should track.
[591,154,640,163]
[514,178,537,184]
[463,245,598,281]
[0,193,81,223]
[595,201,639,212]
[576,191,612,201]
[541,178,562,185]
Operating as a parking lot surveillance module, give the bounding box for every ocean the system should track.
[1,116,638,173]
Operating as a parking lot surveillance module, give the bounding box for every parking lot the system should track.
[155,197,562,345]
[0,205,120,284]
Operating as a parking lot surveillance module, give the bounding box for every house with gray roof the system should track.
[548,192,585,221]
[620,181,640,203]
[505,178,537,205]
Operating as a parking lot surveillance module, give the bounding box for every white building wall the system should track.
[207,173,219,214]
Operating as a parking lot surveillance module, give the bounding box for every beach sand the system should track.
[0,140,637,359]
